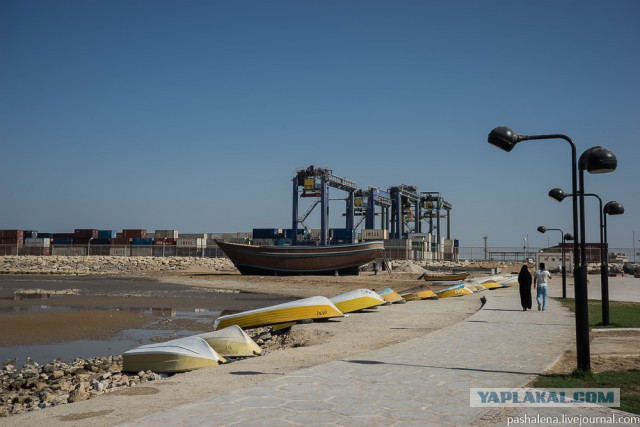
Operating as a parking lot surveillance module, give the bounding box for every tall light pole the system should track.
[487,126,588,370]
[549,188,607,323]
[603,201,625,326]
[537,226,568,299]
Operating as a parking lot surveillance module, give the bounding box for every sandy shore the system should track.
[2,265,490,426]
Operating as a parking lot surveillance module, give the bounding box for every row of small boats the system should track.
[122,273,519,373]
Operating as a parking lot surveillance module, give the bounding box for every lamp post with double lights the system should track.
[549,188,606,319]
[537,226,569,299]
[487,126,587,370]
[603,201,625,325]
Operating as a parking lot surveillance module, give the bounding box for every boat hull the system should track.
[213,296,344,330]
[197,325,262,357]
[423,272,470,281]
[399,284,438,301]
[329,289,386,313]
[376,288,406,304]
[434,284,474,298]
[215,240,384,276]
[123,337,225,373]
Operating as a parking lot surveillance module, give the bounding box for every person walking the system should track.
[517,264,532,311]
[534,262,552,311]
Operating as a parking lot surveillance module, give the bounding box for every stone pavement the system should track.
[119,285,634,426]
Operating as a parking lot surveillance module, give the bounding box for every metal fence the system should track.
[1,244,636,263]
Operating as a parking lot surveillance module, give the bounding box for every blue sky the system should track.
[1,0,638,249]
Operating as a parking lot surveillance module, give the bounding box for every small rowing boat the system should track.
[213,296,344,330]
[375,287,406,304]
[398,284,438,301]
[329,289,386,313]
[197,325,262,357]
[434,284,474,298]
[422,271,470,281]
[123,336,226,373]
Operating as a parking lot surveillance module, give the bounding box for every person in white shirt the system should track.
[534,262,552,311]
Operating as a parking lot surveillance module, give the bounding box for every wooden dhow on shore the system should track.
[123,336,226,373]
[215,240,384,276]
[213,296,344,330]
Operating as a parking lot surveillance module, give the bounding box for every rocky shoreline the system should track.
[0,326,303,418]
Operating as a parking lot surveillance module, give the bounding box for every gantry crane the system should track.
[292,166,357,245]
[388,185,420,239]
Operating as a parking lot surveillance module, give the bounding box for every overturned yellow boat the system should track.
[329,289,386,313]
[434,284,474,298]
[213,296,344,330]
[123,336,226,373]
[375,287,406,304]
[398,284,439,301]
[197,325,262,357]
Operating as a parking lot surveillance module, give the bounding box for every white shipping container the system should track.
[154,230,179,239]
[180,233,208,240]
[25,237,51,247]
[177,238,206,247]
[360,229,389,240]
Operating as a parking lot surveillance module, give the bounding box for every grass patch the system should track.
[532,369,640,415]
[557,299,640,328]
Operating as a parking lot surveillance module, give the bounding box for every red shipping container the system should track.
[153,238,177,245]
[0,238,23,246]
[123,229,147,239]
[0,230,24,239]
[74,229,99,238]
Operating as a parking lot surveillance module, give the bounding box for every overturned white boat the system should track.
[123,336,226,373]
[197,325,262,357]
[329,289,386,313]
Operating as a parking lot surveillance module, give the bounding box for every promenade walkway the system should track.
[119,284,636,426]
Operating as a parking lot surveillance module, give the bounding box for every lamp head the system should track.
[579,146,617,174]
[488,126,527,152]
[548,187,569,202]
[564,233,574,241]
[604,201,624,216]
[537,226,546,234]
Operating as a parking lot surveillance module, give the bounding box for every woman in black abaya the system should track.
[518,264,533,311]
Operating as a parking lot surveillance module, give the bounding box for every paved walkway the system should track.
[120,285,634,426]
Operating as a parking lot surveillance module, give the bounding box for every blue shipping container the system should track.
[131,238,153,246]
[252,228,279,239]
[330,228,354,239]
[98,230,117,239]
[53,238,73,245]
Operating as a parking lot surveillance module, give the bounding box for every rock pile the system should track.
[0,256,237,276]
[0,356,166,417]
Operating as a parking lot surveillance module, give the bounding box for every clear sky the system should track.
[1,0,638,249]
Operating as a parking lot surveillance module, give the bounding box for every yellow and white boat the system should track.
[213,296,344,330]
[500,276,519,286]
[435,284,474,298]
[375,287,406,304]
[398,284,439,301]
[329,289,386,313]
[197,325,262,357]
[471,283,487,291]
[480,280,505,290]
[123,336,226,373]
[465,284,479,293]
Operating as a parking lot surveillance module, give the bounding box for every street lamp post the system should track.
[88,237,94,257]
[488,126,588,370]
[537,226,568,299]
[550,188,607,324]
[603,201,625,325]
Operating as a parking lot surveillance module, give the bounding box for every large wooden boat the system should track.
[213,296,344,330]
[123,336,226,373]
[215,240,384,276]
[196,325,263,357]
[329,289,387,313]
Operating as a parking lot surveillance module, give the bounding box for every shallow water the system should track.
[0,276,293,366]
